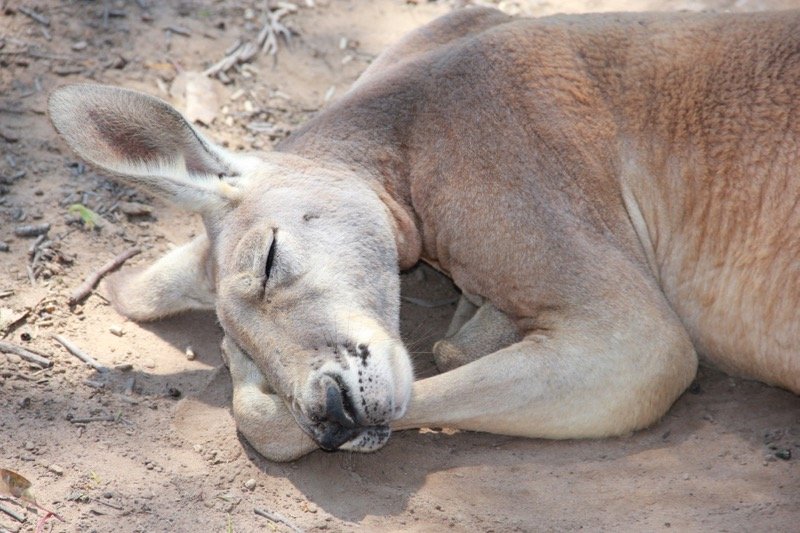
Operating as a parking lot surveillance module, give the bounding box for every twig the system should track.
[18,6,50,27]
[25,265,36,287]
[68,247,140,305]
[52,334,109,373]
[0,501,25,523]
[92,497,123,510]
[204,5,293,78]
[0,340,52,368]
[165,25,191,37]
[68,415,115,424]
[254,508,304,533]
[14,224,50,238]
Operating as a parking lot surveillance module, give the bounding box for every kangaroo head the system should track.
[49,84,415,452]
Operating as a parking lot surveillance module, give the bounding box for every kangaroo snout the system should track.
[304,372,390,451]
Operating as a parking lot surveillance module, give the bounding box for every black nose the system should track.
[325,379,356,428]
[314,376,361,451]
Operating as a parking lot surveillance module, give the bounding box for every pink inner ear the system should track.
[89,109,165,163]
[80,88,232,177]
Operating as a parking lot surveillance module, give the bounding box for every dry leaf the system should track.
[171,71,224,125]
[0,307,28,335]
[0,468,36,503]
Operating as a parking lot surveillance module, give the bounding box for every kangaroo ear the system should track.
[49,84,250,213]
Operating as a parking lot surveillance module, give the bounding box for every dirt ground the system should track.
[1,0,799,531]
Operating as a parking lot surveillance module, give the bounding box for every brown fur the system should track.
[283,8,800,394]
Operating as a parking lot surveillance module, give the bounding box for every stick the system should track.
[17,6,50,27]
[204,6,293,78]
[0,501,25,523]
[68,247,140,305]
[68,415,115,424]
[26,265,36,287]
[91,498,123,511]
[0,340,52,368]
[52,334,109,373]
[14,224,50,237]
[165,25,191,37]
[254,508,304,533]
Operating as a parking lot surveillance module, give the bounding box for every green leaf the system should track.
[68,203,104,230]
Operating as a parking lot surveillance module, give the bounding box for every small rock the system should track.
[115,363,133,372]
[109,324,124,337]
[0,241,9,252]
[118,201,152,216]
[24,441,35,451]
[5,353,21,364]
[185,346,196,361]
[775,448,791,460]
[71,40,88,51]
[244,478,257,491]
[682,473,690,480]
[48,464,64,476]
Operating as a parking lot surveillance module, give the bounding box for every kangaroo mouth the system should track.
[289,372,394,452]
[291,406,392,452]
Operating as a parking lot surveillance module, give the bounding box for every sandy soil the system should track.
[1,1,798,531]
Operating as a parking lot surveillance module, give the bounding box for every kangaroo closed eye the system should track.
[262,231,277,290]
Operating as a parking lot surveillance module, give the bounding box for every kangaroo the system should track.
[49,8,799,461]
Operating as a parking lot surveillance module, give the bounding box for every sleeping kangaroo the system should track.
[49,8,799,461]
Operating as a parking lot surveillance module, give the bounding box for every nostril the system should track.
[324,378,356,428]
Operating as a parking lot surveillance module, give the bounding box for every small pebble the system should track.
[244,478,257,491]
[72,40,88,51]
[185,346,196,361]
[24,441,35,451]
[109,325,124,337]
[0,241,9,252]
[118,201,152,216]
[775,449,791,460]
[48,464,64,476]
